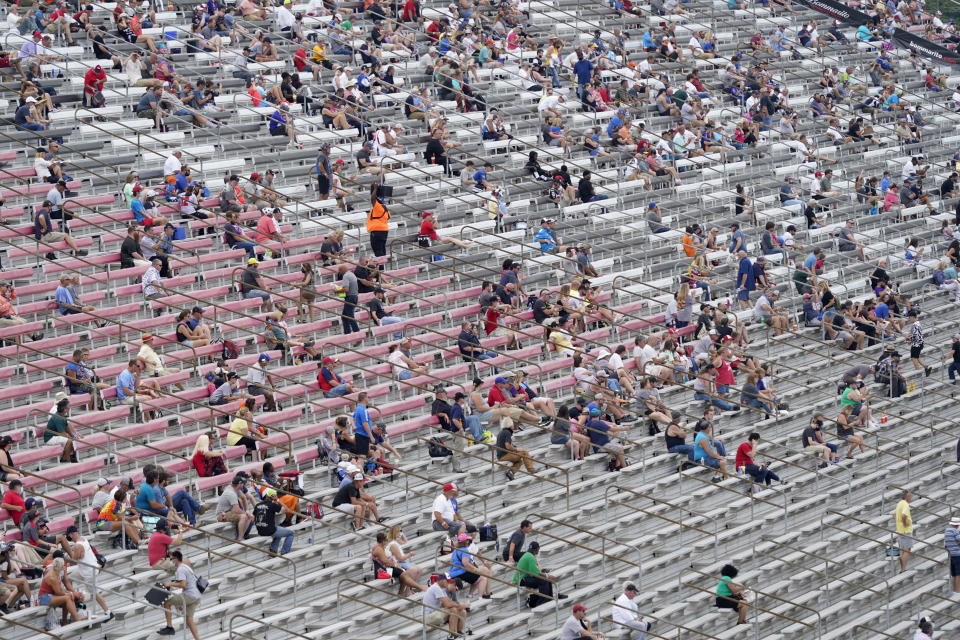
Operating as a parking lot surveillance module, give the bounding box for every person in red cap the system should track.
[317,357,359,397]
[418,211,470,250]
[82,65,107,107]
[243,172,271,207]
[432,483,475,537]
[560,603,604,640]
[17,32,43,67]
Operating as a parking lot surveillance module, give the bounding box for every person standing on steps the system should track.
[156,550,201,640]
[906,309,933,377]
[367,182,391,257]
[944,516,960,593]
[894,490,913,572]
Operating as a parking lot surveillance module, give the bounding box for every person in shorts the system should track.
[157,550,201,639]
[946,517,960,593]
[423,574,469,637]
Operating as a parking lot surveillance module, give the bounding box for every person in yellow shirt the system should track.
[227,398,267,462]
[894,490,913,572]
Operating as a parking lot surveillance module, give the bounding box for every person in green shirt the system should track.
[715,564,747,624]
[839,380,873,428]
[671,88,688,108]
[513,542,566,608]
[45,398,76,463]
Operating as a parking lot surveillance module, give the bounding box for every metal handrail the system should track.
[434,543,563,626]
[228,613,313,640]
[881,484,954,521]
[226,262,550,389]
[820,510,948,567]
[336,577,466,640]
[602,485,718,561]
[599,605,726,640]
[174,521,297,606]
[414,431,570,510]
[754,538,890,627]
[679,567,821,640]
[525,511,642,585]
[0,614,61,640]
[6,461,84,526]
[853,624,900,639]
[753,444,852,502]
[917,590,960,626]
[677,458,789,533]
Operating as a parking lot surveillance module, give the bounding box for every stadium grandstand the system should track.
[1,0,960,637]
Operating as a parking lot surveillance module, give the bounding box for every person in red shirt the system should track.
[418,212,470,250]
[42,6,75,45]
[425,18,443,42]
[255,207,287,245]
[735,433,783,489]
[83,65,107,107]
[401,0,420,21]
[0,479,26,526]
[147,518,183,572]
[487,377,539,426]
[317,357,359,397]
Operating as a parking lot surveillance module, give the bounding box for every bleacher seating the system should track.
[1,0,960,638]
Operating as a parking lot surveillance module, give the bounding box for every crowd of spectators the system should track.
[5,0,960,636]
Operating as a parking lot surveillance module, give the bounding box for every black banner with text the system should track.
[794,0,873,26]
[892,28,960,65]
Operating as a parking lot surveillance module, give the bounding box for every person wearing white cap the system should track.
[946,516,960,592]
[91,477,116,511]
[332,472,369,531]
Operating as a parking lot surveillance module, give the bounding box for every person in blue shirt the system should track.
[606,108,626,138]
[116,358,159,419]
[803,248,824,275]
[880,171,892,194]
[642,30,656,51]
[55,274,94,315]
[357,68,371,93]
[728,222,746,254]
[797,25,811,47]
[130,188,169,227]
[135,469,172,517]
[735,250,755,310]
[268,104,298,147]
[449,533,492,597]
[590,30,605,53]
[692,420,728,481]
[534,218,566,254]
[572,52,594,100]
[583,407,627,468]
[857,24,877,42]
[173,168,192,192]
[883,90,900,110]
[353,392,373,457]
[472,162,493,191]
